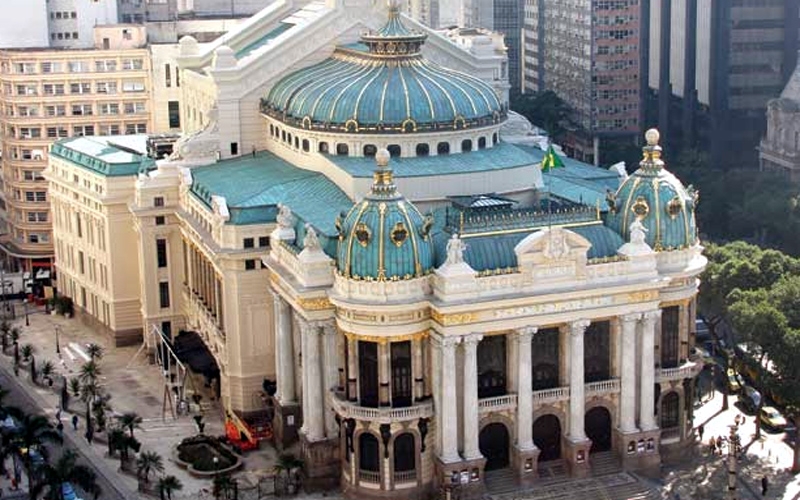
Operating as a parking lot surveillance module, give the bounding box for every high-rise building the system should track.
[0,0,50,49]
[521,0,642,164]
[646,0,800,168]
[0,25,152,272]
[118,0,273,23]
[46,0,119,49]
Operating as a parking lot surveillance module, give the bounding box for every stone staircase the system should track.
[483,453,659,500]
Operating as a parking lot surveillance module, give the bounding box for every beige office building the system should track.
[0,25,152,272]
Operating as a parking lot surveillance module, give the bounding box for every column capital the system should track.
[642,309,662,324]
[462,333,483,347]
[272,293,287,309]
[430,333,461,349]
[516,326,538,339]
[619,312,642,325]
[296,316,322,335]
[321,319,337,336]
[569,319,590,337]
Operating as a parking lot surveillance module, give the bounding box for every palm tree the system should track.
[40,361,55,387]
[118,412,142,438]
[90,393,112,432]
[106,427,126,458]
[31,449,98,500]
[14,414,63,493]
[158,475,182,500]
[273,453,304,494]
[68,378,81,398]
[78,361,100,385]
[136,450,164,484]
[20,344,33,362]
[0,320,10,352]
[9,326,20,345]
[86,343,103,362]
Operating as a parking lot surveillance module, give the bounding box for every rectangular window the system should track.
[358,341,379,408]
[71,104,93,116]
[99,103,119,115]
[16,84,37,96]
[390,341,412,407]
[158,282,170,308]
[245,259,256,270]
[584,321,611,383]
[122,58,143,70]
[156,239,167,268]
[26,212,47,223]
[125,123,146,134]
[41,62,62,73]
[258,236,269,247]
[45,105,66,117]
[72,125,94,137]
[95,60,117,72]
[70,82,91,94]
[95,82,117,94]
[165,64,171,88]
[661,306,680,369]
[43,84,65,95]
[99,124,120,136]
[122,81,145,92]
[155,215,165,226]
[19,128,41,139]
[46,127,68,138]
[154,196,164,207]
[243,237,254,249]
[168,101,180,128]
[124,102,145,114]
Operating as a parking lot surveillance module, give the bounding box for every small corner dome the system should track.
[212,45,237,69]
[335,151,434,281]
[605,128,699,251]
[179,35,199,56]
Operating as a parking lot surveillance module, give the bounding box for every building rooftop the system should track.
[189,151,352,233]
[50,136,154,177]
[327,142,539,178]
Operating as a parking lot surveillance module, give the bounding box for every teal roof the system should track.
[190,152,352,236]
[431,222,624,272]
[327,142,538,178]
[605,139,698,250]
[235,22,294,60]
[262,11,503,133]
[50,136,155,177]
[336,157,434,280]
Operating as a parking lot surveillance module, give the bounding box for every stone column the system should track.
[619,313,640,433]
[639,310,661,431]
[300,319,325,441]
[516,327,537,450]
[379,342,390,406]
[462,333,483,460]
[347,336,358,401]
[433,334,461,463]
[413,338,424,401]
[568,320,590,441]
[322,321,338,439]
[273,295,295,404]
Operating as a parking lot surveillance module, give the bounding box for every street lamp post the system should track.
[24,300,29,327]
[55,325,61,355]
[727,417,743,500]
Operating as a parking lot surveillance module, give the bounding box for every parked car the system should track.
[726,369,742,393]
[760,406,788,432]
[695,318,711,343]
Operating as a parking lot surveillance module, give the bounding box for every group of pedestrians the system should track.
[697,424,771,497]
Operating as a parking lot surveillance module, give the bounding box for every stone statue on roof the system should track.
[303,224,321,252]
[445,233,467,265]
[630,217,647,246]
[277,203,295,230]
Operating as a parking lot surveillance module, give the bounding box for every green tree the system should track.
[86,343,103,362]
[136,450,164,484]
[14,414,63,493]
[78,361,100,385]
[118,412,142,438]
[510,90,572,139]
[158,475,182,500]
[31,449,98,500]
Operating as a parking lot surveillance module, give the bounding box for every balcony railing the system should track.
[359,470,381,484]
[532,386,570,404]
[658,361,701,382]
[585,378,620,395]
[330,392,433,423]
[478,394,518,414]
[393,470,417,484]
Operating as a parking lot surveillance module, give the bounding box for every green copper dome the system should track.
[605,129,699,251]
[262,7,504,134]
[336,150,435,280]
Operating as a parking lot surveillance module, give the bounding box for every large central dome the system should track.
[262,7,504,133]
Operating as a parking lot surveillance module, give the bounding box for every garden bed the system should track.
[173,435,242,477]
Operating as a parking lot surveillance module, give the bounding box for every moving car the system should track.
[726,369,742,393]
[740,385,762,413]
[760,406,788,432]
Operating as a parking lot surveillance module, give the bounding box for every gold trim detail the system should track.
[355,223,372,247]
[631,196,650,219]
[627,291,659,303]
[296,297,332,311]
[341,329,429,344]
[431,310,477,326]
[666,196,682,219]
[391,221,408,247]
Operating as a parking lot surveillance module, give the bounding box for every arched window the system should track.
[661,306,680,368]
[415,143,430,156]
[478,335,506,398]
[393,433,416,473]
[302,139,309,152]
[493,132,498,144]
[281,130,286,142]
[363,144,377,157]
[294,137,299,149]
[437,142,450,155]
[478,137,487,149]
[387,144,401,157]
[660,392,680,429]
[269,124,274,136]
[319,142,329,154]
[337,143,350,156]
[287,133,292,144]
[359,433,380,472]
[461,139,472,152]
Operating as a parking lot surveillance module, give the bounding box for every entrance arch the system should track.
[532,414,561,461]
[479,423,510,471]
[584,407,612,453]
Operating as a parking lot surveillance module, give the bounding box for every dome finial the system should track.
[371,149,397,197]
[641,128,663,168]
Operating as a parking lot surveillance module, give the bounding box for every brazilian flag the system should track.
[541,145,565,172]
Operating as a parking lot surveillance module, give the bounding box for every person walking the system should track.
[698,424,704,442]
[761,475,769,496]
[56,421,63,437]
[71,414,78,431]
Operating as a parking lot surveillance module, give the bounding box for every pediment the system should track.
[514,227,591,282]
